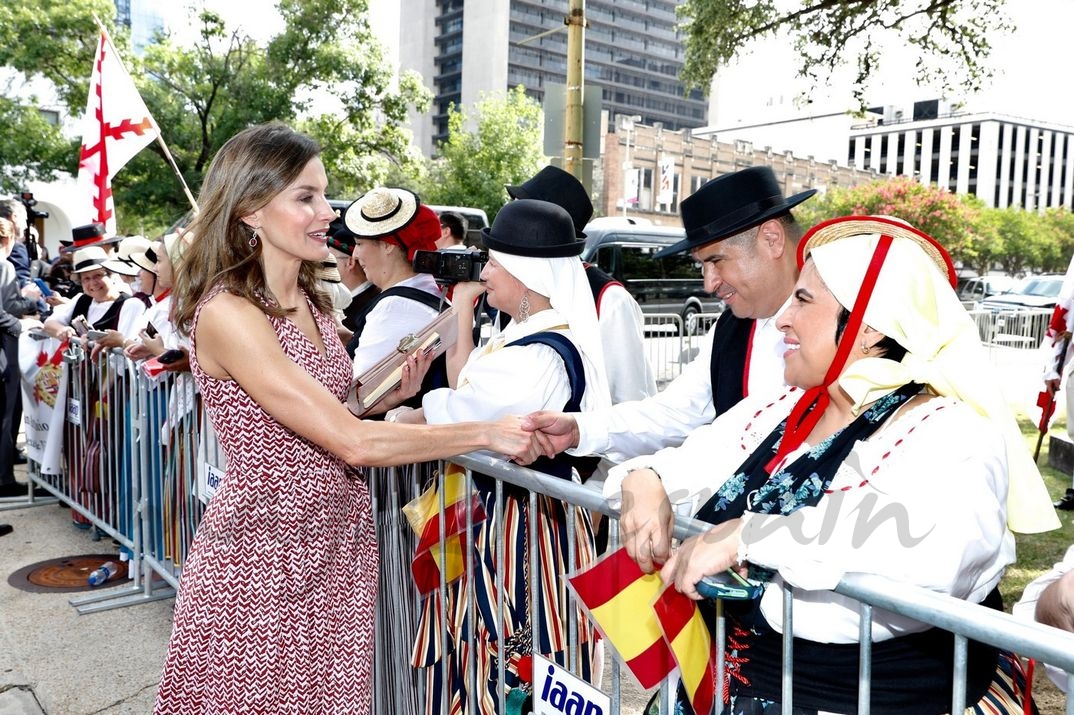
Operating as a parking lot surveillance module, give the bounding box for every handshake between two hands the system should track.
[487,410,581,467]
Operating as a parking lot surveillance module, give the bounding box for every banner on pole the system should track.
[18,335,68,475]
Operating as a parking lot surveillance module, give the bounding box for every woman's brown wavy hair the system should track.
[172,122,331,336]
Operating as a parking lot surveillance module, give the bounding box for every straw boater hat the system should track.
[104,235,152,276]
[130,241,162,274]
[343,187,419,238]
[798,215,956,285]
[317,253,342,284]
[70,245,112,274]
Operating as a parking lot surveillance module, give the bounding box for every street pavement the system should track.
[0,462,173,714]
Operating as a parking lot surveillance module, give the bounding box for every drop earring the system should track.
[248,227,259,248]
[860,340,870,355]
[518,290,531,322]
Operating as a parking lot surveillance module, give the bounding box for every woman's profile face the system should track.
[245,157,335,265]
[353,238,393,288]
[776,260,843,388]
[155,250,174,290]
[480,254,527,318]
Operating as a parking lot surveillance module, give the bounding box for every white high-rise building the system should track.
[848,103,1074,210]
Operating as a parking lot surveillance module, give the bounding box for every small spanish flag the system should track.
[653,583,717,715]
[567,546,676,689]
[404,463,486,596]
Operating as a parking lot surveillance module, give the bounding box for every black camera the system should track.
[18,191,49,261]
[412,249,488,283]
[18,191,49,221]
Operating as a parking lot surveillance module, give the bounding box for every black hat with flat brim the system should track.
[654,166,817,258]
[481,199,586,258]
[506,165,593,238]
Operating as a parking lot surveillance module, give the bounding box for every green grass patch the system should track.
[1001,417,1074,610]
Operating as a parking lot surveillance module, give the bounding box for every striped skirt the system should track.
[411,479,597,715]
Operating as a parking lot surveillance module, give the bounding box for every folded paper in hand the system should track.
[347,308,457,415]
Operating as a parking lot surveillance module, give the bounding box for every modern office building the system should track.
[370,0,708,157]
[848,100,1074,211]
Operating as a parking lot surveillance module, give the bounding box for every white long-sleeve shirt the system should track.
[575,297,790,463]
[604,386,1015,644]
[423,309,606,422]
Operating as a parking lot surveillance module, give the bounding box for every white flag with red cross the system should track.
[76,27,160,235]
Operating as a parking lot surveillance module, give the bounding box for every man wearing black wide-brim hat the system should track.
[524,165,814,475]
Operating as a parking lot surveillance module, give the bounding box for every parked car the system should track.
[979,274,1064,312]
[580,223,723,329]
[957,275,1018,304]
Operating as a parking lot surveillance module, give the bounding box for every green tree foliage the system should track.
[797,175,1074,277]
[0,0,430,234]
[799,176,978,256]
[422,86,544,222]
[0,0,116,194]
[677,0,1013,111]
[0,98,77,195]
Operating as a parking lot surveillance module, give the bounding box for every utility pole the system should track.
[563,0,585,179]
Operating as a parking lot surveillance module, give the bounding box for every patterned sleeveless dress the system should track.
[154,286,377,715]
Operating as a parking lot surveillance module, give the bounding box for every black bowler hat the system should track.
[482,199,586,258]
[655,166,817,258]
[506,165,593,238]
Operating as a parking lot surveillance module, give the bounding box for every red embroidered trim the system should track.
[741,388,799,452]
[824,403,948,494]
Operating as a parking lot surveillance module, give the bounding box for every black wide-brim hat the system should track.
[481,199,587,258]
[506,165,593,238]
[655,166,817,258]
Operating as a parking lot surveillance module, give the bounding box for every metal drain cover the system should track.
[7,555,128,593]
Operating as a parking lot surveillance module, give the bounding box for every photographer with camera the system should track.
[343,187,448,416]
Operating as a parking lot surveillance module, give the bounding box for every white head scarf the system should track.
[488,249,611,413]
[805,216,1059,534]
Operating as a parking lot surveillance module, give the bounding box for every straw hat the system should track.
[130,241,162,274]
[70,246,111,274]
[343,187,419,238]
[317,253,342,283]
[104,235,152,276]
[798,215,956,286]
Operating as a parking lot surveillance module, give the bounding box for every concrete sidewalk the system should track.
[0,464,173,715]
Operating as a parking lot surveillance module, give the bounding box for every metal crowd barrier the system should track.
[445,452,1074,715]
[23,338,1074,714]
[965,308,1053,349]
[642,311,721,389]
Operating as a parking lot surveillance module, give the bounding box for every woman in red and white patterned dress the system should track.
[155,122,537,715]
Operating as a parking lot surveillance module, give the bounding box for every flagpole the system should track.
[155,135,199,216]
[91,17,198,217]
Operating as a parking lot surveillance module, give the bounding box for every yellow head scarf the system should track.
[803,216,1059,534]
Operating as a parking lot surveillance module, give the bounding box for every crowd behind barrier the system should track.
[15,315,1074,713]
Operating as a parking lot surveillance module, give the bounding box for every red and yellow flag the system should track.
[653,583,717,715]
[404,463,486,596]
[567,546,676,689]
